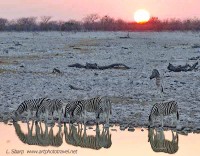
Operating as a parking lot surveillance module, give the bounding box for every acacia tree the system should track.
[83,13,100,30]
[40,16,52,31]
[100,15,115,31]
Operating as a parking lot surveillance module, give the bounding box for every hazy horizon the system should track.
[0,0,199,21]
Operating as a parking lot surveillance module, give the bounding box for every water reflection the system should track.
[12,120,112,150]
[13,120,63,147]
[64,124,112,150]
[148,128,179,154]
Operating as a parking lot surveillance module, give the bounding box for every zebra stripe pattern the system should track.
[149,100,179,127]
[72,96,112,125]
[36,99,63,123]
[64,100,84,123]
[15,98,47,121]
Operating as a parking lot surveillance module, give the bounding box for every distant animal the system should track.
[36,99,63,123]
[150,69,164,97]
[149,100,179,127]
[72,96,112,125]
[52,68,63,75]
[15,98,47,121]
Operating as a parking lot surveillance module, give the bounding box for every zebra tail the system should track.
[177,111,179,120]
[148,114,151,122]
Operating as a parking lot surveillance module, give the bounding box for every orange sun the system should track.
[134,9,150,23]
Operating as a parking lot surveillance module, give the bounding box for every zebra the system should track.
[64,100,84,123]
[36,99,63,123]
[15,98,47,121]
[72,96,112,125]
[149,100,179,127]
[148,128,179,154]
[150,69,164,98]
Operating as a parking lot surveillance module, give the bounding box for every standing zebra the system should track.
[36,99,63,123]
[15,98,47,121]
[149,100,179,127]
[150,69,164,98]
[72,96,112,126]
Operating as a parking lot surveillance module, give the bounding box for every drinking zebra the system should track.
[149,100,179,127]
[36,99,63,123]
[148,128,179,154]
[15,98,47,121]
[150,69,164,98]
[72,96,112,125]
[64,100,84,123]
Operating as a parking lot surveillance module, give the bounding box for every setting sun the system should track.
[134,9,151,23]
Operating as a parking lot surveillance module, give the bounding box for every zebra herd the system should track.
[12,68,180,128]
[13,96,112,126]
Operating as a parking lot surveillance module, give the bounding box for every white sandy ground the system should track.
[0,31,200,133]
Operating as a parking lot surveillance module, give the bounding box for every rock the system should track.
[120,126,126,131]
[128,127,135,132]
[176,125,184,131]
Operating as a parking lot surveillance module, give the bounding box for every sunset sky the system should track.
[0,0,199,21]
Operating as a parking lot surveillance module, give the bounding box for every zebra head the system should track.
[150,69,160,79]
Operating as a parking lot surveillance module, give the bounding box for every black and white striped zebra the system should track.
[148,128,179,154]
[15,98,47,121]
[149,100,179,127]
[72,96,112,125]
[150,69,164,98]
[64,100,84,123]
[36,99,63,123]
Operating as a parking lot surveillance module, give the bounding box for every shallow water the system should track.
[0,121,200,156]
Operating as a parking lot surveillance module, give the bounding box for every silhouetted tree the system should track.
[0,18,8,31]
[16,17,37,31]
[61,20,82,31]
[83,14,100,30]
[40,16,52,31]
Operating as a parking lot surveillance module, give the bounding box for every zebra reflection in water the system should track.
[148,128,179,154]
[13,120,63,147]
[64,123,112,150]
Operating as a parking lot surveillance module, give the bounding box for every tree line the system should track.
[0,14,200,32]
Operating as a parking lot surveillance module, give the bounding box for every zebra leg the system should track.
[45,110,48,122]
[96,112,100,125]
[26,110,31,122]
[84,109,86,125]
[161,115,164,127]
[171,114,175,126]
[58,110,62,123]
